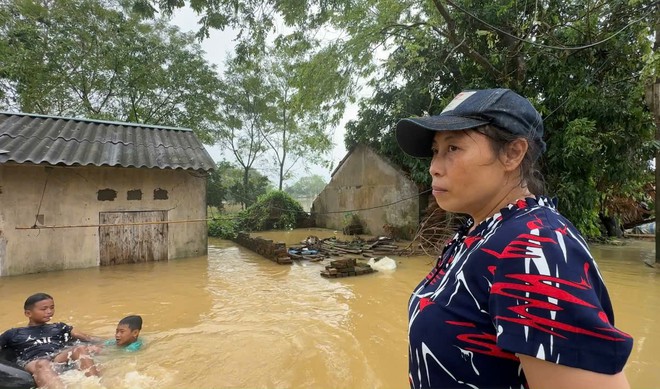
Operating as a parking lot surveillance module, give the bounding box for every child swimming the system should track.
[105,315,143,352]
[0,293,101,389]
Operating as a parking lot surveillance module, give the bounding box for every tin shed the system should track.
[0,112,215,276]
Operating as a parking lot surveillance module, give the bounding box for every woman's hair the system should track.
[476,124,545,195]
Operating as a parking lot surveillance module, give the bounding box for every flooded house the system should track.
[312,145,423,239]
[0,112,215,276]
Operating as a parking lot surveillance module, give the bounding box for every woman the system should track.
[396,89,632,389]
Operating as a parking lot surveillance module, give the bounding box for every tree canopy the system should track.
[285,174,327,198]
[0,0,223,143]
[31,0,660,236]
[207,161,272,209]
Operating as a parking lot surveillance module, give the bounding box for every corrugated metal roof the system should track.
[0,112,215,171]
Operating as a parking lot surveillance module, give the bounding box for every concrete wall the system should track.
[0,164,208,276]
[312,145,419,237]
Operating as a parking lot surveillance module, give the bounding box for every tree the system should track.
[342,0,656,237]
[284,174,327,198]
[206,161,231,209]
[216,52,274,207]
[0,0,223,143]
[259,37,350,190]
[122,0,658,236]
[207,161,272,209]
[643,4,660,260]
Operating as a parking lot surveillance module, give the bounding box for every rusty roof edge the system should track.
[0,111,194,132]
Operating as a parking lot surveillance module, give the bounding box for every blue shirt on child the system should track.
[104,338,143,352]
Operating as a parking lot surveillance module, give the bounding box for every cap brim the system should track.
[395,115,489,158]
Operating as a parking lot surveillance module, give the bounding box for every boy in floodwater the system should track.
[104,315,143,352]
[0,292,101,389]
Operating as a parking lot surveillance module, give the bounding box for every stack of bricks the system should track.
[234,231,292,264]
[320,258,375,278]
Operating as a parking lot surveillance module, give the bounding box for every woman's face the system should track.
[429,130,510,219]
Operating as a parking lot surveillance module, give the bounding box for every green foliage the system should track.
[206,165,226,209]
[340,0,656,238]
[214,36,349,191]
[260,38,350,189]
[207,161,272,209]
[208,217,238,239]
[0,0,222,143]
[284,174,327,198]
[216,52,272,194]
[237,190,305,231]
[15,0,656,239]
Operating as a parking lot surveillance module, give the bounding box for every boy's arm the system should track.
[70,328,102,343]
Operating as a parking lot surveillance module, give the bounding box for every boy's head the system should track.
[115,315,142,347]
[24,293,54,325]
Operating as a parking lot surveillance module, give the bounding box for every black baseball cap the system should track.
[396,88,546,158]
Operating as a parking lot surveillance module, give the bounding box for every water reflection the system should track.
[0,230,657,388]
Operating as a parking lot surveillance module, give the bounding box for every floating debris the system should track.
[290,235,403,259]
[233,232,403,274]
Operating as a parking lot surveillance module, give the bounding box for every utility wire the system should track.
[444,0,657,51]
[205,190,431,223]
[215,189,432,217]
[309,189,432,214]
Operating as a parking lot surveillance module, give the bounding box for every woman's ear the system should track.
[500,138,528,172]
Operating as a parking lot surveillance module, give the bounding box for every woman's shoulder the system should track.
[482,199,589,253]
[501,197,581,235]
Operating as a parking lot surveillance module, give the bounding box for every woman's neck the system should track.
[470,186,533,230]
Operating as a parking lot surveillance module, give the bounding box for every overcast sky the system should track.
[169,7,355,184]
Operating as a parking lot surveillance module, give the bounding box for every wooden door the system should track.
[99,211,168,266]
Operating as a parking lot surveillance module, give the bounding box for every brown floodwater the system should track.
[0,229,658,388]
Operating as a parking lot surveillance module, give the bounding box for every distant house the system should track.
[0,112,215,276]
[312,145,423,238]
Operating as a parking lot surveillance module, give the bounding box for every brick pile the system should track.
[320,258,376,278]
[234,231,292,264]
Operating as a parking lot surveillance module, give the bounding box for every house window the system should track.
[153,188,168,200]
[127,189,142,200]
[98,189,117,201]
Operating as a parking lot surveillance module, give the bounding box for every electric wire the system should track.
[444,0,657,51]
[212,188,432,218]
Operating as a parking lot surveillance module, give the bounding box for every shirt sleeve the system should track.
[487,221,633,374]
[125,339,143,352]
[0,329,9,349]
[59,323,73,338]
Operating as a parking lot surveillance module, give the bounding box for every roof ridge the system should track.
[0,111,193,132]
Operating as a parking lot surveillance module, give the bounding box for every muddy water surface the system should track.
[0,229,658,388]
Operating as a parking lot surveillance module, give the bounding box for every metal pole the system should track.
[654,9,660,264]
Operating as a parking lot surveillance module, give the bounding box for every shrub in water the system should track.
[208,217,238,239]
[237,191,306,231]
